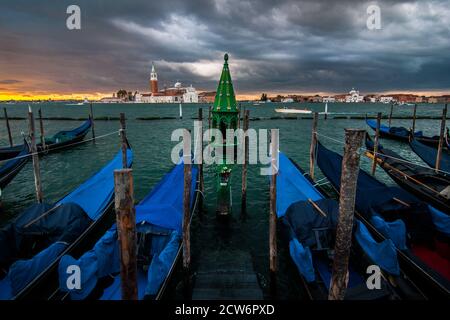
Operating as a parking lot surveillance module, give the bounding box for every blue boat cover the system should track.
[355,220,400,275]
[278,152,400,280]
[58,148,133,220]
[46,119,92,144]
[135,158,198,233]
[0,148,132,299]
[370,216,407,250]
[366,119,422,138]
[58,158,198,300]
[316,142,438,246]
[428,205,450,236]
[410,138,450,173]
[276,153,322,217]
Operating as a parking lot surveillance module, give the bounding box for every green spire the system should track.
[213,53,238,112]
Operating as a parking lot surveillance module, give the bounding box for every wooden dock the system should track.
[192,250,264,300]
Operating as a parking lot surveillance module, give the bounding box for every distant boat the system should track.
[275,107,312,114]
[65,102,84,106]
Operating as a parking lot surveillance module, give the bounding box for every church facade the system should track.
[137,63,199,103]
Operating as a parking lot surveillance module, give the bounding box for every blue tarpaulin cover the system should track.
[276,153,322,217]
[278,152,400,282]
[59,148,133,220]
[410,138,450,173]
[316,142,439,244]
[0,148,132,299]
[355,220,400,275]
[366,119,423,138]
[59,158,198,300]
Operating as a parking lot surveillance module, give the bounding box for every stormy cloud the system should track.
[0,0,449,96]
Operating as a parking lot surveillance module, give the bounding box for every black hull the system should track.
[0,157,28,190]
[37,130,90,153]
[385,171,450,215]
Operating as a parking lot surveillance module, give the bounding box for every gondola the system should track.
[366,135,450,214]
[316,141,450,298]
[276,152,414,300]
[37,118,93,152]
[409,137,450,173]
[55,156,198,300]
[0,141,30,191]
[0,119,92,156]
[0,146,133,300]
[366,119,440,146]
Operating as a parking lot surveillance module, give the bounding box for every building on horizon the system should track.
[345,88,364,103]
[138,63,199,103]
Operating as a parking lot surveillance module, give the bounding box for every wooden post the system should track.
[309,112,318,179]
[436,104,447,173]
[269,129,278,291]
[89,103,96,142]
[412,104,417,134]
[28,107,43,203]
[3,108,13,147]
[114,169,138,300]
[371,112,381,175]
[241,110,250,214]
[120,113,128,168]
[328,129,365,300]
[208,106,212,129]
[388,103,393,127]
[198,108,204,211]
[182,129,192,272]
[38,108,46,150]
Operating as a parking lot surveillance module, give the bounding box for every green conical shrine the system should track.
[211,53,240,215]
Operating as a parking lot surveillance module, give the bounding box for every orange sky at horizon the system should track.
[1,90,450,101]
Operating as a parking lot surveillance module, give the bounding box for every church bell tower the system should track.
[150,62,158,94]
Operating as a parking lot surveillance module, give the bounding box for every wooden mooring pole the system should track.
[412,104,417,134]
[328,129,365,300]
[114,168,138,300]
[436,104,447,173]
[198,108,204,211]
[183,129,192,272]
[28,107,43,203]
[120,113,128,168]
[4,108,13,147]
[89,103,96,142]
[269,129,279,293]
[38,108,46,150]
[388,103,394,127]
[241,110,250,214]
[208,106,212,130]
[371,112,381,175]
[309,112,318,179]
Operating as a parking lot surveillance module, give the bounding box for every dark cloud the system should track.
[0,0,449,95]
[0,79,22,84]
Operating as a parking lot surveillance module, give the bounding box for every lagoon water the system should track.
[0,101,447,299]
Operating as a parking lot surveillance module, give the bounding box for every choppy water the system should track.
[0,101,447,299]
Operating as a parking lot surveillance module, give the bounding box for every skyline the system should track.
[1,0,449,100]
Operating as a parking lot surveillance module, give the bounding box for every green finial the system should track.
[213,53,237,112]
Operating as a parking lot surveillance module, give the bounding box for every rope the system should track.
[315,131,450,176]
[0,130,120,165]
